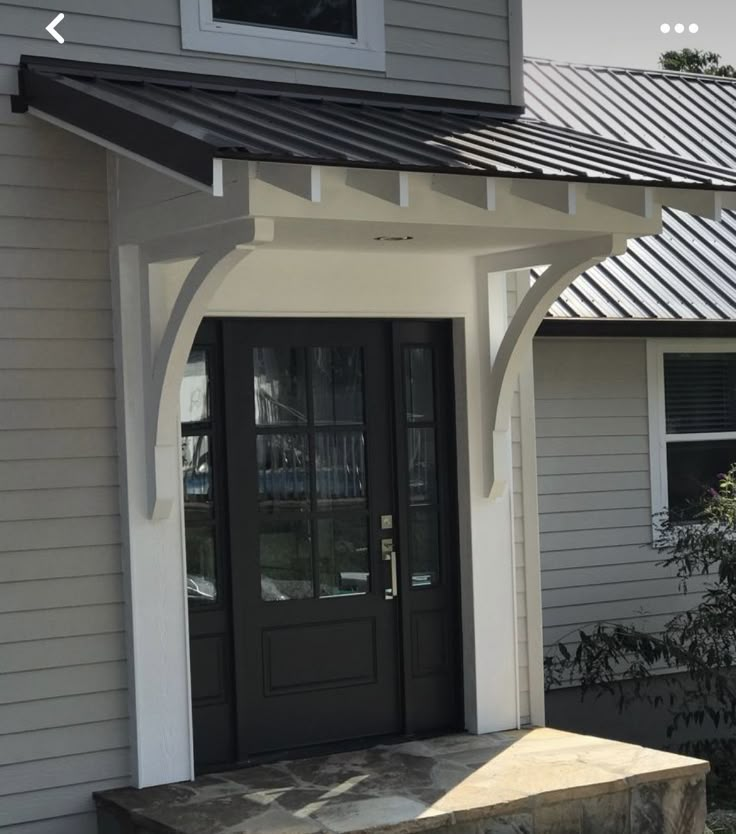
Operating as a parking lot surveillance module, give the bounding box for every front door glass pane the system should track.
[260,518,313,601]
[404,348,435,422]
[256,433,310,510]
[313,347,364,425]
[318,516,369,597]
[315,431,366,508]
[212,0,358,37]
[409,508,440,588]
[254,348,307,426]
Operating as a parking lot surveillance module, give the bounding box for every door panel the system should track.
[223,320,401,757]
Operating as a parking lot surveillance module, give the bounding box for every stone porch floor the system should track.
[95,728,709,834]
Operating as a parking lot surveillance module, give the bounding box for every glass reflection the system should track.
[312,347,364,425]
[254,347,307,426]
[407,427,437,505]
[315,431,366,507]
[182,435,211,506]
[186,525,218,602]
[410,507,440,587]
[256,433,309,510]
[404,347,434,423]
[181,350,209,423]
[260,518,313,601]
[318,516,369,597]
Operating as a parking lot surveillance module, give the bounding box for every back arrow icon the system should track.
[46,13,65,44]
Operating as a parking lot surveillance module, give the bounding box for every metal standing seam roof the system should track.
[16,57,736,194]
[525,58,736,321]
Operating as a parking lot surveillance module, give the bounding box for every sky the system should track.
[522,0,736,70]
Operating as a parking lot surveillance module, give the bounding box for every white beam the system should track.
[431,174,496,210]
[346,169,409,207]
[256,162,321,202]
[655,188,722,221]
[510,179,576,215]
[586,184,654,218]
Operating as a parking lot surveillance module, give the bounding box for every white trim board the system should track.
[180,0,386,71]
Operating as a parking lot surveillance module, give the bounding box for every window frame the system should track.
[180,0,386,71]
[647,338,736,541]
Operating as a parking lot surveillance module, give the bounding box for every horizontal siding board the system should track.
[536,416,648,438]
[0,427,116,457]
[0,156,106,192]
[537,453,650,476]
[2,811,97,834]
[0,340,113,370]
[0,123,104,162]
[0,545,121,583]
[0,574,123,613]
[541,525,652,553]
[0,515,120,552]
[542,561,685,590]
[0,487,120,522]
[539,507,652,533]
[0,185,108,221]
[389,27,509,63]
[0,779,127,828]
[0,691,128,736]
[542,543,663,571]
[537,435,649,457]
[544,613,677,647]
[0,219,108,252]
[535,397,648,419]
[388,6,507,39]
[0,661,128,707]
[0,279,111,310]
[539,488,651,514]
[538,471,650,495]
[0,719,128,766]
[543,594,697,628]
[0,311,113,340]
[542,576,701,608]
[0,604,125,644]
[0,459,118,492]
[0,399,116,430]
[0,634,125,675]
[0,249,108,281]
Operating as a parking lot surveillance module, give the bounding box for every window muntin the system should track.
[212,0,358,38]
[662,351,736,516]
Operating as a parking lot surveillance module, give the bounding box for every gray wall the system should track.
[533,338,708,656]
[0,0,513,105]
[0,110,129,831]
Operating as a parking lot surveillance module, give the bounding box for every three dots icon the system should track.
[660,23,699,34]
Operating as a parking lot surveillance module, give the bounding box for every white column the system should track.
[111,244,194,786]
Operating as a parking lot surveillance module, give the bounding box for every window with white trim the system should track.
[180,0,386,71]
[648,341,736,524]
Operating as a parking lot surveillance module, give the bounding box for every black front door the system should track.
[185,319,461,768]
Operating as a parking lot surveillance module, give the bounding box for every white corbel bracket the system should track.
[484,234,627,500]
[144,217,275,519]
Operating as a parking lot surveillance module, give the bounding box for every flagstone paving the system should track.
[95,727,709,834]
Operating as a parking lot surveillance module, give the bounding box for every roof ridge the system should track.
[524,55,736,85]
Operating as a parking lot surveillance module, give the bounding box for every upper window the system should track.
[212,0,357,38]
[180,0,385,71]
[648,342,736,525]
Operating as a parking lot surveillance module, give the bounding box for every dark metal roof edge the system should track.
[18,55,525,119]
[19,65,215,188]
[537,318,736,338]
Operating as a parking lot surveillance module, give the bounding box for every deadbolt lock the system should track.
[381,514,393,530]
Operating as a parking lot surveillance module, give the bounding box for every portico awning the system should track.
[14,56,736,195]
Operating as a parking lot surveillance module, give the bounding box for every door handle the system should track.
[382,538,398,600]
